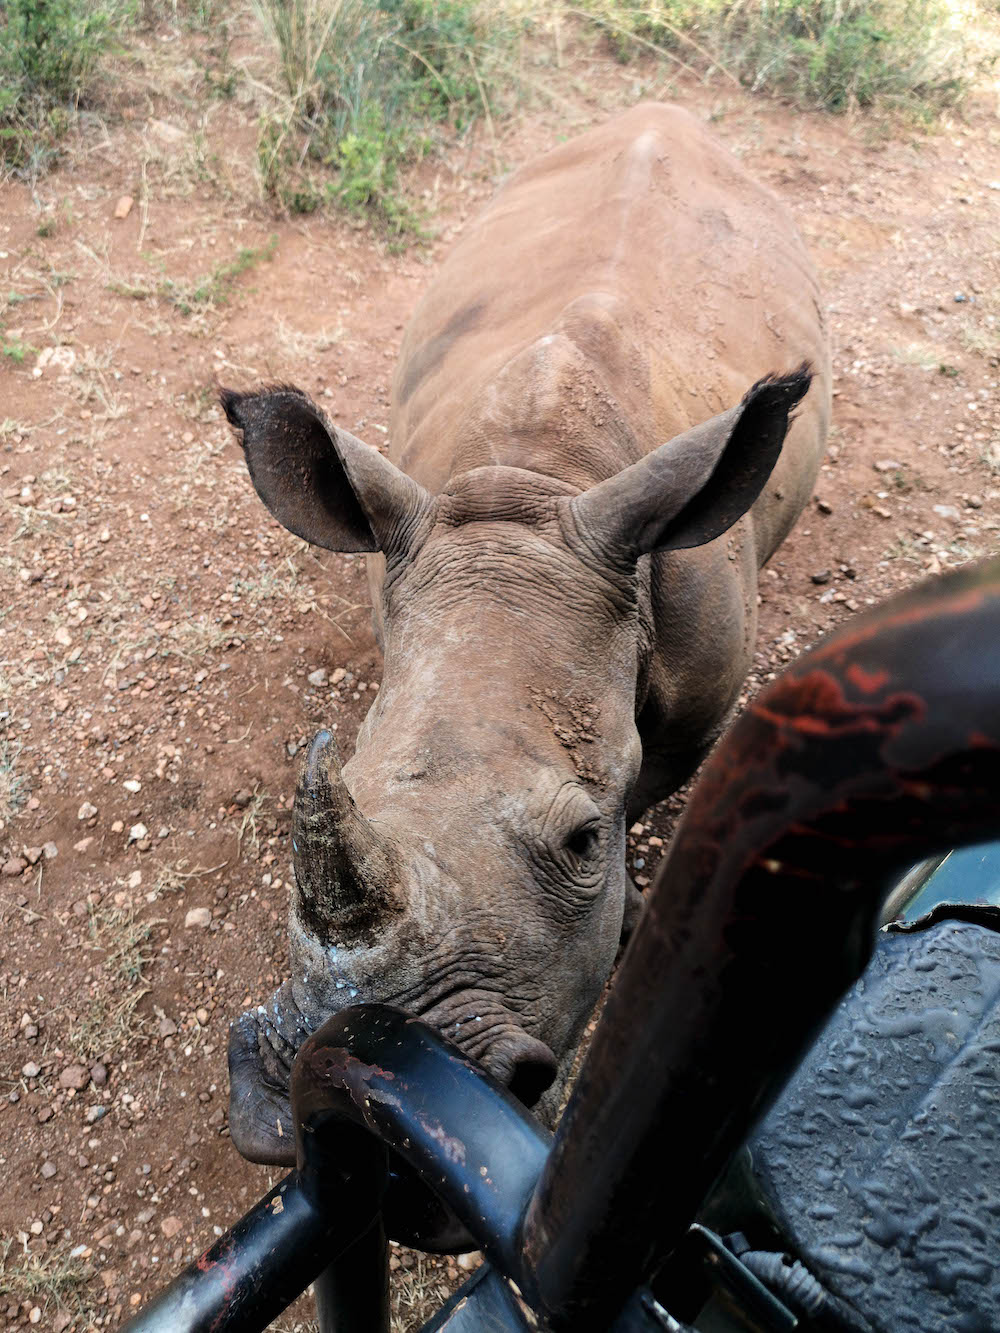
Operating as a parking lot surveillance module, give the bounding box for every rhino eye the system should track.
[565,822,600,861]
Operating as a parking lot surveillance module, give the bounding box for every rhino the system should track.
[222,102,830,1164]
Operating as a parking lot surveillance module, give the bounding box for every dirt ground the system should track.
[1,13,999,1331]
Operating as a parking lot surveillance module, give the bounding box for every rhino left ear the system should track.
[570,365,812,559]
[221,383,430,554]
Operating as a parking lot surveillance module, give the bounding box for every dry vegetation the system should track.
[0,0,999,1329]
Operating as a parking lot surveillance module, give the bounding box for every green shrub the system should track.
[252,0,515,233]
[583,0,991,114]
[0,0,133,168]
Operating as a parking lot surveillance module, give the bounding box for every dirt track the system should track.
[1,18,998,1331]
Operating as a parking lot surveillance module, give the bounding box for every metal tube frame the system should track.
[123,557,1000,1333]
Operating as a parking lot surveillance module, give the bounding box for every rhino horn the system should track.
[292,730,403,940]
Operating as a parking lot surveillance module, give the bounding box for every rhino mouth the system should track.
[227,989,558,1169]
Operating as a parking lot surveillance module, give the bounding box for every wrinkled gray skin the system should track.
[221,104,830,1165]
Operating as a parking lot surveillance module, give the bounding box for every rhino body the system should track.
[223,103,830,1163]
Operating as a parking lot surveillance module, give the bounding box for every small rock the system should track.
[114,194,134,220]
[90,1063,108,1088]
[815,498,833,515]
[873,458,902,472]
[810,570,831,585]
[73,837,94,853]
[330,667,347,685]
[872,506,892,519]
[77,802,98,821]
[40,1161,57,1179]
[54,626,73,648]
[23,846,42,866]
[232,790,252,809]
[111,820,124,833]
[22,1062,40,1078]
[195,1007,210,1025]
[86,1105,107,1123]
[158,1017,178,1038]
[932,503,960,521]
[2,857,26,877]
[965,494,983,509]
[123,779,142,794]
[128,870,142,889]
[128,822,149,843]
[954,292,967,303]
[185,907,212,929]
[42,842,58,860]
[59,1064,90,1091]
[307,668,328,688]
[161,1216,183,1239]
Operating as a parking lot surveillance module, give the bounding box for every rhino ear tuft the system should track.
[220,383,430,554]
[571,364,812,560]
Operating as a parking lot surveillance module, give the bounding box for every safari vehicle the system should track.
[125,555,1000,1333]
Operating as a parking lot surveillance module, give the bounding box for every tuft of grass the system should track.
[579,0,997,116]
[70,901,161,1058]
[252,0,518,234]
[163,235,279,315]
[0,739,28,833]
[0,0,135,171]
[0,1239,94,1320]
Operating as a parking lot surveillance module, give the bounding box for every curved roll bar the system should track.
[125,555,1000,1333]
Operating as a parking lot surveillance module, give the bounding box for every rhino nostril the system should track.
[498,1036,558,1107]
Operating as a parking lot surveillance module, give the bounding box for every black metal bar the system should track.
[313,1218,389,1333]
[521,556,1000,1330]
[119,1171,378,1333]
[291,1005,551,1283]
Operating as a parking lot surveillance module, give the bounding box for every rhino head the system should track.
[220,370,809,1165]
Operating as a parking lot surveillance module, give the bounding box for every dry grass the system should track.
[0,1238,94,1322]
[69,901,162,1058]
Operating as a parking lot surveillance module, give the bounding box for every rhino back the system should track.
[391,101,829,554]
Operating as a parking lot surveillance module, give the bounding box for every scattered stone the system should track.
[932,503,960,521]
[815,498,833,514]
[185,907,212,929]
[965,494,983,509]
[873,458,902,472]
[114,194,134,220]
[128,822,149,843]
[123,779,142,794]
[73,837,94,853]
[954,292,967,303]
[307,668,328,687]
[40,1161,57,1179]
[128,870,142,889]
[872,506,892,519]
[232,790,252,809]
[42,842,58,860]
[195,1007,210,1026]
[810,570,831,585]
[23,846,42,865]
[59,1064,90,1091]
[22,1062,40,1078]
[330,667,347,685]
[158,1016,178,1038]
[111,820,125,834]
[78,802,98,821]
[161,1216,183,1239]
[2,857,26,877]
[86,1105,107,1123]
[53,626,73,648]
[90,1063,108,1088]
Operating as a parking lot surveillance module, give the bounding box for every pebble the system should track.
[307,668,328,687]
[873,458,902,472]
[73,837,94,853]
[42,842,58,860]
[2,857,26,877]
[78,802,98,821]
[22,1062,40,1078]
[128,822,149,843]
[331,667,347,684]
[815,498,833,514]
[161,1216,183,1238]
[90,1063,108,1087]
[810,570,831,585]
[185,907,212,929]
[195,1007,210,1025]
[40,1161,57,1179]
[23,846,42,865]
[123,779,142,794]
[59,1064,90,1091]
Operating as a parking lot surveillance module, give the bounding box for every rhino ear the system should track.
[570,365,812,560]
[220,383,430,554]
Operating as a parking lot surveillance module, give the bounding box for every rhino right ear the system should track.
[220,383,430,553]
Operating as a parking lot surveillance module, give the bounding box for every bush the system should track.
[0,0,133,168]
[252,0,515,233]
[584,0,990,114]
